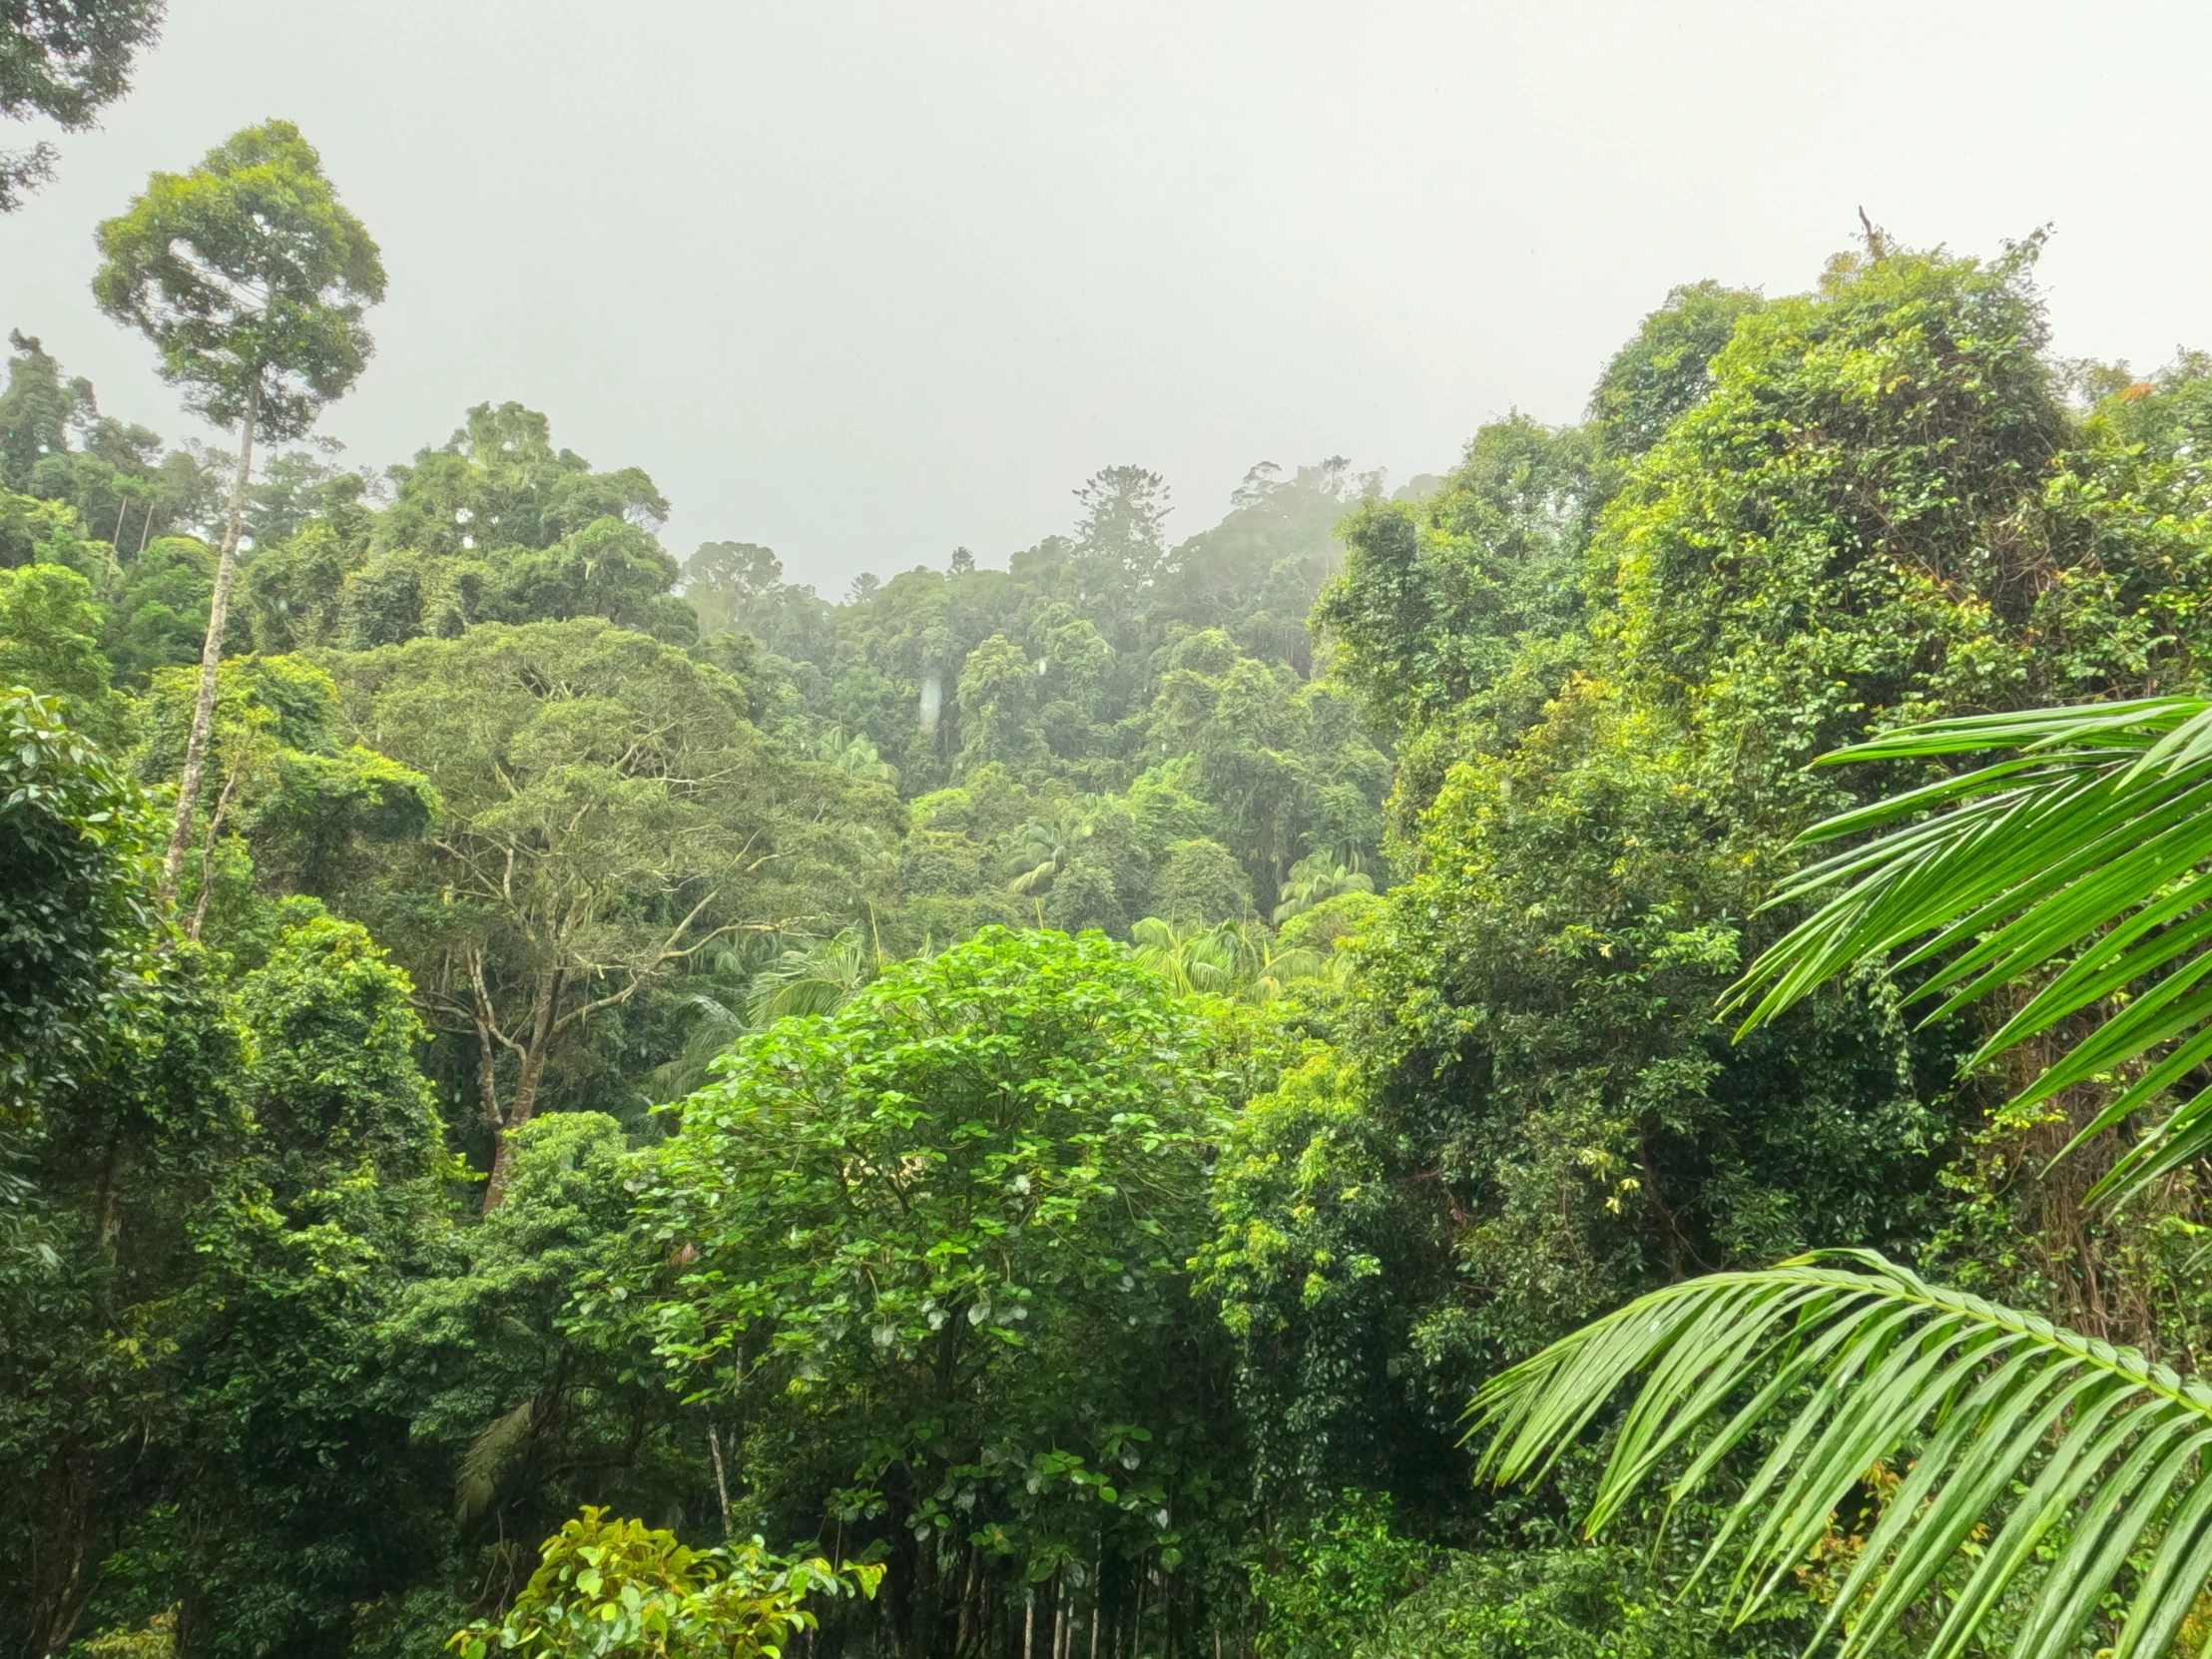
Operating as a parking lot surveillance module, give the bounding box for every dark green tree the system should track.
[631,929,1269,1659]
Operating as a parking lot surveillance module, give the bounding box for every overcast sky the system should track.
[5,0,2208,592]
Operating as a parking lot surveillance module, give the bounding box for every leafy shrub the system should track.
[450,1508,880,1659]
[1248,1490,1431,1659]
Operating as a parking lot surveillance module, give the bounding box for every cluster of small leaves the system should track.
[450,1508,879,1659]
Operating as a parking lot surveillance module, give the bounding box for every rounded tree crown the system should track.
[92,119,386,440]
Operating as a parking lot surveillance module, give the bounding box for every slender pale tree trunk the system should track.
[708,1421,733,1539]
[482,966,564,1213]
[161,377,261,906]
[184,758,246,942]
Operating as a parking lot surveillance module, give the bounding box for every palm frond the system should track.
[455,1398,536,1524]
[1129,917,1346,1002]
[750,974,855,1024]
[1007,857,1062,897]
[1253,942,1343,994]
[644,990,749,1102]
[1001,819,1076,895]
[745,929,869,1025]
[1129,916,1223,996]
[811,726,900,786]
[1728,696,2212,1205]
[1471,1251,2212,1659]
[1272,849,1376,924]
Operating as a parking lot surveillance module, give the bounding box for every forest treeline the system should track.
[15,112,2212,1659]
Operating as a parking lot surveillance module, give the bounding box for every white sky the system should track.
[4,0,2208,593]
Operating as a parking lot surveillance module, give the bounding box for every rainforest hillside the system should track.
[13,142,2212,1659]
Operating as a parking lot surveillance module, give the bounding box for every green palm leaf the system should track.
[1471,1251,2212,1659]
[1129,916,1345,1002]
[746,928,870,1025]
[1728,696,2212,1204]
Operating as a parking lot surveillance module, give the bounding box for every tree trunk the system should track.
[708,1421,732,1540]
[472,1017,503,1137]
[161,378,261,907]
[482,966,562,1213]
[955,1550,978,1657]
[24,1438,95,1656]
[183,757,246,942]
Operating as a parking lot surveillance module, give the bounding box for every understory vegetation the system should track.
[19,104,2212,1659]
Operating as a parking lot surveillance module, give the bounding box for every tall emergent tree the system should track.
[1,0,165,210]
[92,118,385,911]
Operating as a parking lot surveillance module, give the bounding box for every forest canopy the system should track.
[13,116,2212,1659]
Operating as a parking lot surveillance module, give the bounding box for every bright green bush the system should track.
[451,1508,879,1659]
[1247,1491,1430,1659]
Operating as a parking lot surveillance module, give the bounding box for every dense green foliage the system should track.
[629,930,1281,1657]
[1736,697,2212,1206]
[1459,682,2212,1659]
[18,160,2212,1659]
